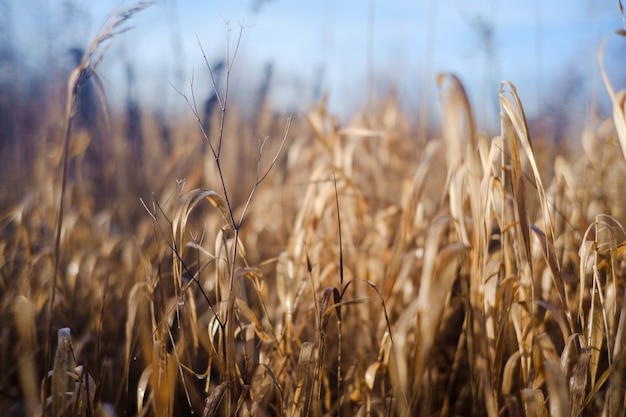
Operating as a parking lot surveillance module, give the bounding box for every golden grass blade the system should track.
[388,228,462,415]
[436,73,477,176]
[320,286,341,332]
[249,362,283,416]
[14,295,39,416]
[137,365,153,416]
[521,388,548,417]
[152,350,177,417]
[385,139,442,296]
[537,333,560,365]
[579,225,595,324]
[449,167,471,245]
[437,73,478,246]
[511,302,533,384]
[494,277,519,387]
[531,224,571,332]
[604,286,626,417]
[502,351,521,396]
[276,251,294,331]
[292,342,317,417]
[172,189,227,346]
[205,191,233,228]
[418,243,466,354]
[173,189,230,264]
[503,108,531,267]
[536,300,571,352]
[561,333,583,372]
[543,360,571,417]
[413,242,466,404]
[599,40,626,164]
[73,365,97,417]
[500,81,556,263]
[569,348,590,417]
[418,216,452,311]
[124,282,152,394]
[399,139,442,237]
[366,331,392,395]
[588,288,604,385]
[364,362,380,393]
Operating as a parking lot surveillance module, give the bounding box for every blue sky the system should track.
[10,0,625,127]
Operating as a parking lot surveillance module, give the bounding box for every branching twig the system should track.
[238,116,291,228]
[170,21,291,413]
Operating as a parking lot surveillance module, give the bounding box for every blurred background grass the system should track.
[1,1,626,416]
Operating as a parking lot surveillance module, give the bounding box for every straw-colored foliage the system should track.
[2,4,626,417]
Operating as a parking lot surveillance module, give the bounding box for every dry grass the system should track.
[2,4,626,417]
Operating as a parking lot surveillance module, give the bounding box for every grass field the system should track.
[2,4,626,417]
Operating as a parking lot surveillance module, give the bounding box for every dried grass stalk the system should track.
[51,328,75,417]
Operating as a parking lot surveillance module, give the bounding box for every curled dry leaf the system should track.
[137,365,153,416]
[320,286,341,331]
[202,381,233,417]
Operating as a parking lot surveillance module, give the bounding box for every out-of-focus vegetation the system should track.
[2,2,626,417]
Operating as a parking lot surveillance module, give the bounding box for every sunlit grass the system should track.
[2,4,626,417]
